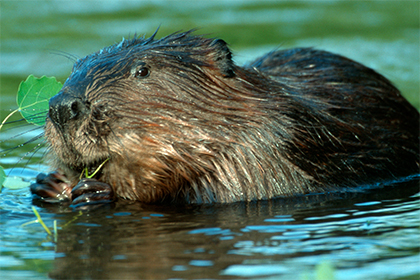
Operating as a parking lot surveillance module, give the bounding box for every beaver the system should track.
[30,30,420,206]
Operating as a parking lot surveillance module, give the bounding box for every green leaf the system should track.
[17,75,62,126]
[3,176,31,190]
[0,165,5,191]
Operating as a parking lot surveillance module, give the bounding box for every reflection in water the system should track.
[37,178,419,279]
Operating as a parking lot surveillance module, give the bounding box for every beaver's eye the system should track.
[135,67,150,78]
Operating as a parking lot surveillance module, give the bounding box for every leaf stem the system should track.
[32,206,52,235]
[80,158,110,179]
[0,108,19,132]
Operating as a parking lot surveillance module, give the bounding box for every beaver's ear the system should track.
[209,39,235,78]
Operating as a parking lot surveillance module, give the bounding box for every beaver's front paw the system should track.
[30,171,72,203]
[71,178,115,207]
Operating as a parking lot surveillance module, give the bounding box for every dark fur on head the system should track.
[45,30,420,204]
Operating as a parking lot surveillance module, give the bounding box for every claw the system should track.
[71,178,115,207]
[30,172,72,203]
[30,171,115,207]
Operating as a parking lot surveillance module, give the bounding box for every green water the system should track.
[0,1,419,280]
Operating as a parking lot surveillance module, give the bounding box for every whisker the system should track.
[1,118,30,126]
[48,49,79,63]
[21,140,47,171]
[5,139,47,176]
[0,124,44,143]
[1,110,48,127]
[38,141,50,160]
[1,132,44,156]
[16,111,49,124]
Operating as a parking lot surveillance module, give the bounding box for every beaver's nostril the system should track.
[70,101,80,115]
[48,93,87,127]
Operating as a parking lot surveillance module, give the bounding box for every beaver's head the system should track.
[44,30,270,200]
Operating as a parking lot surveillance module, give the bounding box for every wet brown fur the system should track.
[45,30,420,204]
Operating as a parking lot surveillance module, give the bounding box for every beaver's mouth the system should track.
[45,111,112,172]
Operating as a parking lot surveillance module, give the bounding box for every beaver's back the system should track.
[247,48,419,188]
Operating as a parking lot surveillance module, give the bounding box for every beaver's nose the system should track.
[48,92,88,127]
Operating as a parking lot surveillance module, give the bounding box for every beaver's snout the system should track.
[48,92,89,128]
